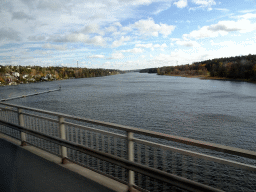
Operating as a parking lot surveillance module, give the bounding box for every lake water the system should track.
[1,72,256,151]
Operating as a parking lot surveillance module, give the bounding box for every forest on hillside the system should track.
[155,54,256,81]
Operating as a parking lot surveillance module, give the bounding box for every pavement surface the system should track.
[0,138,115,192]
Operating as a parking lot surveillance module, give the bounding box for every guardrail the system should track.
[0,101,255,192]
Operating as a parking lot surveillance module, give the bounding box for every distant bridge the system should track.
[0,101,255,191]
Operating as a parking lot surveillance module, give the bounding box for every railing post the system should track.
[127,131,134,191]
[59,116,68,164]
[18,108,26,146]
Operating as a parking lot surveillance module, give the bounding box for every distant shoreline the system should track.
[0,74,118,87]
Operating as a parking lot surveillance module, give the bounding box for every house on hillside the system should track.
[28,78,35,82]
[4,73,16,85]
[12,72,20,77]
[40,76,48,81]
[22,74,29,79]
[46,74,53,79]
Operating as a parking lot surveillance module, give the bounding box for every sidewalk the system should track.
[0,138,116,192]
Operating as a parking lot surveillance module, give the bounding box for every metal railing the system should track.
[0,101,255,192]
[0,88,61,102]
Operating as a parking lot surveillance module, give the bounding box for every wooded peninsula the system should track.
[140,54,256,82]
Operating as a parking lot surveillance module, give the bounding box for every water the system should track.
[1,73,256,191]
[1,73,256,150]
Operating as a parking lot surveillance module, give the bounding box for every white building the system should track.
[12,72,20,77]
[23,74,29,78]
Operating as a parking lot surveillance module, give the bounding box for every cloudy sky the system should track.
[1,0,256,70]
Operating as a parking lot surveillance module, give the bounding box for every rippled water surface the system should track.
[1,72,256,151]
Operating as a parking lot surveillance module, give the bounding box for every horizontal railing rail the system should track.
[133,138,256,171]
[0,101,256,191]
[0,88,60,102]
[64,121,127,139]
[1,102,256,160]
[0,119,223,192]
[0,106,17,112]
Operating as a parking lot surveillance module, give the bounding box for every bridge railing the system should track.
[0,102,256,192]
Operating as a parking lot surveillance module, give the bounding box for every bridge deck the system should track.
[0,138,115,192]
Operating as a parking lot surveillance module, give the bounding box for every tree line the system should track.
[0,65,122,85]
[150,54,256,81]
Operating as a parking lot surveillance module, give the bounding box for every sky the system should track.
[1,0,256,70]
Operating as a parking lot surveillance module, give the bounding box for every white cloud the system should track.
[154,43,167,48]
[36,0,70,11]
[132,18,175,37]
[239,9,256,13]
[42,43,67,50]
[109,52,124,59]
[149,37,256,68]
[0,28,21,41]
[210,19,256,33]
[192,0,216,7]
[136,43,153,48]
[121,48,144,53]
[113,22,122,27]
[215,8,229,12]
[54,33,106,46]
[118,0,155,6]
[85,35,106,46]
[210,39,255,48]
[183,25,225,39]
[210,40,235,47]
[122,26,133,32]
[2,0,256,70]
[65,33,90,42]
[112,36,131,47]
[82,24,104,35]
[190,0,216,10]
[33,50,52,55]
[153,43,168,51]
[183,19,256,39]
[176,40,200,47]
[112,60,142,70]
[88,55,105,58]
[159,24,177,37]
[105,26,117,33]
[174,0,188,8]
[12,12,34,20]
[171,38,180,41]
[136,43,167,50]
[237,13,256,20]
[153,3,172,15]
[28,35,46,41]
